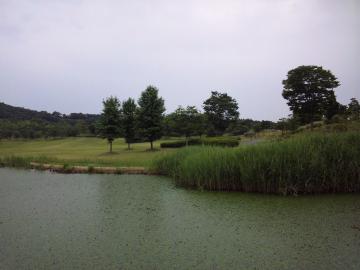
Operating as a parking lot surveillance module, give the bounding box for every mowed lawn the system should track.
[0,137,177,167]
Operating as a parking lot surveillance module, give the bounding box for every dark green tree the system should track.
[171,106,202,145]
[195,113,208,138]
[122,98,137,150]
[203,91,239,135]
[282,65,340,127]
[97,96,122,153]
[137,86,165,150]
[347,98,360,120]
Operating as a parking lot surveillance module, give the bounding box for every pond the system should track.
[0,168,359,269]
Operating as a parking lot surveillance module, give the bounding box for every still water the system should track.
[0,168,359,269]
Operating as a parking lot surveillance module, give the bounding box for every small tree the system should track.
[172,106,202,145]
[122,98,137,150]
[137,86,165,150]
[347,98,360,120]
[282,65,340,127]
[203,91,239,135]
[98,96,122,153]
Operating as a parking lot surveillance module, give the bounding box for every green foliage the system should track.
[203,137,239,147]
[0,102,98,139]
[97,96,122,152]
[169,106,203,142]
[122,98,137,149]
[347,98,360,120]
[276,116,301,134]
[137,86,166,149]
[153,132,360,194]
[160,137,239,148]
[203,91,239,135]
[282,65,340,124]
[160,139,199,148]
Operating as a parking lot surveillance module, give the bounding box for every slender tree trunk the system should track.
[186,136,188,146]
[109,141,112,153]
[150,141,153,150]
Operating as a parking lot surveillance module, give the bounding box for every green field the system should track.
[0,137,177,167]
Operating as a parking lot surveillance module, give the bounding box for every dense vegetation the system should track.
[1,64,360,194]
[0,102,98,138]
[152,131,360,194]
[160,137,239,148]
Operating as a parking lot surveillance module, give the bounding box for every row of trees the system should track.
[98,88,242,151]
[98,65,360,152]
[2,65,359,143]
[98,86,165,151]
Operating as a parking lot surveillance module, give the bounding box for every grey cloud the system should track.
[0,0,359,120]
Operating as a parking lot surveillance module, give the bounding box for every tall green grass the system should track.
[152,132,360,194]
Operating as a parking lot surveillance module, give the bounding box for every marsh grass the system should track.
[152,132,360,194]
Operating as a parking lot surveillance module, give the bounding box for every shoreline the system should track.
[28,162,150,175]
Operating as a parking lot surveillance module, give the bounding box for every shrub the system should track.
[160,137,238,148]
[202,137,239,147]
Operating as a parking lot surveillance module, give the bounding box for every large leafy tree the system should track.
[203,91,239,135]
[282,65,340,125]
[171,106,202,145]
[122,98,137,150]
[137,86,165,150]
[97,96,122,153]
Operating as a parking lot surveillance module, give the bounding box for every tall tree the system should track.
[97,96,122,153]
[171,106,202,145]
[347,97,360,120]
[137,86,165,150]
[282,65,340,126]
[122,98,137,150]
[203,91,239,135]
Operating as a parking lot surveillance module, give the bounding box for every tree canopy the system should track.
[122,98,137,150]
[282,65,340,125]
[203,91,239,135]
[170,106,203,144]
[97,96,122,152]
[137,86,165,150]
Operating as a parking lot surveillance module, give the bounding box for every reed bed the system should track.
[152,132,360,194]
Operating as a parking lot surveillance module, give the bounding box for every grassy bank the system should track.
[152,132,360,194]
[0,137,176,168]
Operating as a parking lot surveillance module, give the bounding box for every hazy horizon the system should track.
[1,0,359,121]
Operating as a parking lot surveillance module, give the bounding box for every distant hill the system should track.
[0,102,100,138]
[0,102,99,123]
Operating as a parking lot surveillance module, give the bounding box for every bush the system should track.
[160,137,238,148]
[202,137,239,147]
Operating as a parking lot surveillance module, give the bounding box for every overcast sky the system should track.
[0,0,359,120]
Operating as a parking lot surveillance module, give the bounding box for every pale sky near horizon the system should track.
[0,0,359,120]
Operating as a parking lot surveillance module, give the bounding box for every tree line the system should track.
[99,65,360,152]
[1,65,359,144]
[0,102,98,139]
[98,87,244,151]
